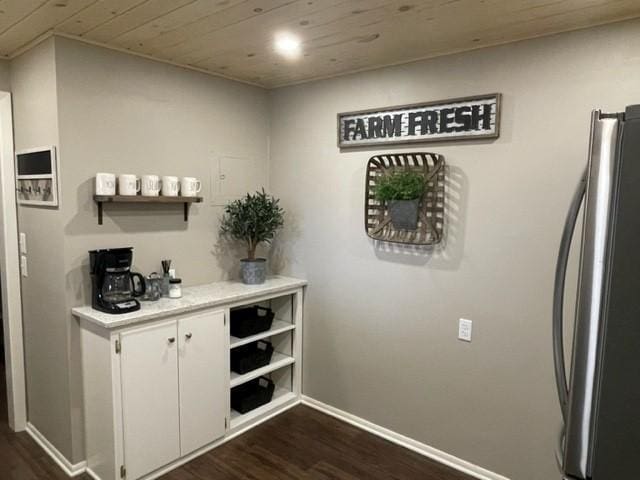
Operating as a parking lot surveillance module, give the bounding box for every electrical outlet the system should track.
[20,255,28,277]
[19,232,27,254]
[458,318,473,342]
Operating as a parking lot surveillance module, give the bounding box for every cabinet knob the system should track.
[185,332,193,340]
[168,337,176,344]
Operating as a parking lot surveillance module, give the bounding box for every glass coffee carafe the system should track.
[102,267,145,304]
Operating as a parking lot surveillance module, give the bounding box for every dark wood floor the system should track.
[0,363,471,479]
[162,406,473,480]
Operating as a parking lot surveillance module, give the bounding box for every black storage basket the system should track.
[230,306,275,338]
[230,340,274,374]
[231,376,276,414]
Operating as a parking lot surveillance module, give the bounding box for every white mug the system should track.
[141,174,161,196]
[161,176,180,196]
[118,174,140,196]
[180,177,201,197]
[95,172,116,195]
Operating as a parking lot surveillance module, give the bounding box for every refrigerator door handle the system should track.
[552,168,587,421]
[555,423,566,471]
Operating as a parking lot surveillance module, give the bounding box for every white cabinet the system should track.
[117,312,227,478]
[178,310,226,455]
[76,279,306,480]
[120,321,181,480]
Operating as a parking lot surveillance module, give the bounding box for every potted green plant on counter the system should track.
[375,170,425,230]
[220,189,284,285]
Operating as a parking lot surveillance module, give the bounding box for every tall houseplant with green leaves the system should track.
[375,171,425,230]
[220,189,284,284]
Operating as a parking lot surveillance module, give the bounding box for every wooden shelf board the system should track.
[229,320,295,349]
[93,195,203,224]
[229,352,294,388]
[94,195,203,203]
[229,388,296,429]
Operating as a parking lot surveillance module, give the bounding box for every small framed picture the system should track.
[15,146,59,207]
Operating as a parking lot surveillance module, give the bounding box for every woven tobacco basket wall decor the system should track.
[365,152,445,245]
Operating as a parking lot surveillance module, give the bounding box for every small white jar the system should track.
[169,278,182,298]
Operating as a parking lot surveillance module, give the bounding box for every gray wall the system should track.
[269,19,640,480]
[0,60,9,91]
[55,37,270,292]
[10,36,270,463]
[9,38,75,461]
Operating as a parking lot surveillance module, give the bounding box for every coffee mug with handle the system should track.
[95,172,116,196]
[161,176,180,197]
[180,177,201,197]
[118,174,140,196]
[141,174,161,196]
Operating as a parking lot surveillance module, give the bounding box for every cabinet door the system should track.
[120,321,180,479]
[178,310,227,455]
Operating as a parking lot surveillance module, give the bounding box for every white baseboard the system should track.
[301,396,510,480]
[85,467,101,480]
[26,422,87,477]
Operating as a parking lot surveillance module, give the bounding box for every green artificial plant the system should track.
[219,189,285,260]
[375,170,425,202]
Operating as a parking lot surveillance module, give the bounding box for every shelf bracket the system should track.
[98,201,103,226]
[184,202,189,222]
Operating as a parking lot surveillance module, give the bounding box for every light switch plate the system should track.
[20,255,28,277]
[458,318,473,342]
[19,232,27,254]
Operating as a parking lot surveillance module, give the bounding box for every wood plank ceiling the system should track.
[0,0,639,88]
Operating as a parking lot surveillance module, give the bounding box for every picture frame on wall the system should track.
[15,145,59,207]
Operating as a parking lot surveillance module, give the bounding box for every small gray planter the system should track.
[388,199,420,230]
[240,258,267,284]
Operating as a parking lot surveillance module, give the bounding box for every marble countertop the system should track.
[72,275,307,330]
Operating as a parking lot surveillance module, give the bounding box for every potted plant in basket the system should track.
[220,189,284,285]
[375,170,425,230]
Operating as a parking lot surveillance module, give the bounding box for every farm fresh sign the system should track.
[338,93,501,148]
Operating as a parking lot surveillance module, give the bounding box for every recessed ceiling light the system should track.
[274,33,302,59]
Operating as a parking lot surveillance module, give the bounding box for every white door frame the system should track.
[0,91,27,431]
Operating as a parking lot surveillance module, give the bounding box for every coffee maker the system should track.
[89,247,145,314]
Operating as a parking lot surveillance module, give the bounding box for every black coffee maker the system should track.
[89,247,145,314]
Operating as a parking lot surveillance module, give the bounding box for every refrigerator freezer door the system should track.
[563,111,622,479]
[590,106,640,479]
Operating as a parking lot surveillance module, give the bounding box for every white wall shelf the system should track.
[229,352,294,388]
[229,320,295,349]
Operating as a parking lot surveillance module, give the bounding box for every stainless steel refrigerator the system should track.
[553,106,640,479]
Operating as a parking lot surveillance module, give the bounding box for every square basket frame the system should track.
[364,152,445,246]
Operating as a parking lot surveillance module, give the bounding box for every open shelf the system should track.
[93,194,203,225]
[229,352,294,388]
[229,320,295,349]
[225,288,302,435]
[229,387,297,429]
